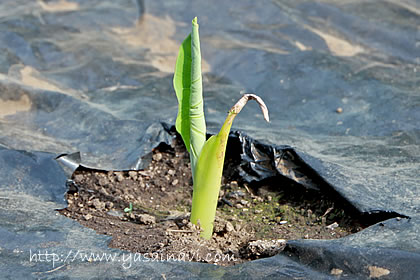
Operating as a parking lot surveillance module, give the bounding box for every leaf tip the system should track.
[230,93,270,122]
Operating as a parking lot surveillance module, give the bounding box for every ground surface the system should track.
[60,136,365,266]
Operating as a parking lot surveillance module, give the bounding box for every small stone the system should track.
[230,181,239,188]
[219,189,224,197]
[138,170,151,177]
[336,107,343,114]
[279,220,288,225]
[246,239,286,257]
[138,214,156,225]
[116,173,124,182]
[98,178,108,186]
[105,201,114,209]
[84,214,93,221]
[128,171,137,180]
[331,268,343,276]
[227,190,245,199]
[239,199,249,206]
[267,195,272,202]
[74,174,84,182]
[92,198,105,210]
[99,187,109,196]
[326,222,339,230]
[254,209,263,214]
[255,197,264,202]
[168,170,175,176]
[235,203,243,209]
[153,153,163,161]
[172,179,179,186]
[161,187,166,192]
[225,222,235,232]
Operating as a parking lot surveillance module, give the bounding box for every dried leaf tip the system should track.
[230,93,270,122]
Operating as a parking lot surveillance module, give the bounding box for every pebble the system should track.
[239,199,249,206]
[153,153,163,161]
[92,198,105,210]
[254,209,263,214]
[172,179,179,186]
[279,221,288,225]
[225,222,235,232]
[99,187,109,196]
[307,209,313,219]
[326,222,339,230]
[219,190,224,197]
[138,214,156,225]
[336,107,343,114]
[168,170,175,176]
[235,203,243,209]
[74,174,84,182]
[230,181,239,188]
[246,239,286,257]
[267,195,272,202]
[84,214,93,221]
[105,201,114,209]
[116,173,124,182]
[98,178,108,186]
[228,190,245,199]
[128,171,137,180]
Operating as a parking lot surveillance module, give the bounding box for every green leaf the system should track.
[173,17,206,176]
[190,112,235,239]
[190,94,269,239]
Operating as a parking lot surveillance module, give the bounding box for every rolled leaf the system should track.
[173,17,206,176]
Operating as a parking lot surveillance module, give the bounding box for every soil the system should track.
[59,135,367,266]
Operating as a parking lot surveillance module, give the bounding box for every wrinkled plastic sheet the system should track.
[1,0,419,279]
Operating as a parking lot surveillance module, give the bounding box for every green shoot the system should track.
[124,202,133,213]
[173,17,269,239]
